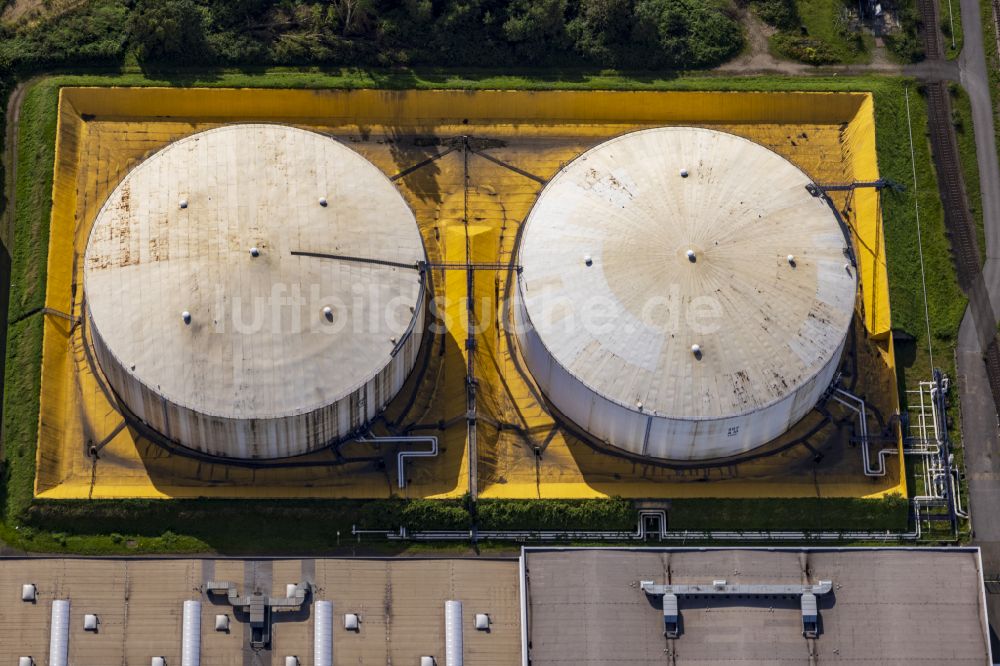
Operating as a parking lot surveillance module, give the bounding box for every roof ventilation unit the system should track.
[19,658,34,666]
[345,613,360,631]
[182,600,201,666]
[152,658,166,666]
[445,600,463,666]
[420,658,436,666]
[663,593,679,638]
[49,600,70,666]
[215,614,229,632]
[284,657,300,666]
[801,593,819,638]
[314,600,333,666]
[83,614,99,631]
[21,583,36,601]
[474,614,490,631]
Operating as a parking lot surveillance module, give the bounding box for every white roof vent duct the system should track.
[285,657,300,666]
[152,658,166,666]
[48,599,70,666]
[420,658,436,666]
[344,613,360,631]
[314,600,333,666]
[215,614,229,631]
[181,600,201,666]
[21,584,36,601]
[19,657,34,666]
[444,600,463,666]
[475,613,490,630]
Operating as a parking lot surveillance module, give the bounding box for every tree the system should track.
[334,0,374,36]
[126,0,208,63]
[502,0,568,62]
[567,0,639,66]
[635,0,743,67]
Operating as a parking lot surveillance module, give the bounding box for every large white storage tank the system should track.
[84,124,427,459]
[514,127,856,461]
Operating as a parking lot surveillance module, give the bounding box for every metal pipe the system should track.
[519,552,529,666]
[358,435,439,489]
[354,508,922,542]
[951,469,969,518]
[832,387,896,477]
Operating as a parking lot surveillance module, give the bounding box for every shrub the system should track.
[771,32,840,64]
[477,498,636,531]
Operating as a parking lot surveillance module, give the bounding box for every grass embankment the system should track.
[941,0,964,59]
[879,84,963,387]
[0,71,957,552]
[2,80,58,525]
[764,0,873,65]
[790,0,871,63]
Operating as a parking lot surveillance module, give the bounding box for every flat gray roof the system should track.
[0,557,520,665]
[523,548,992,665]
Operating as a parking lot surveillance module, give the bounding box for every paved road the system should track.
[954,0,1000,649]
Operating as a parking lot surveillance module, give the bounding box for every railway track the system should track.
[916,0,1000,416]
[916,0,943,59]
[924,80,982,291]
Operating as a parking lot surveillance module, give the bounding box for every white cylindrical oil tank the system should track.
[83,124,427,459]
[514,127,856,461]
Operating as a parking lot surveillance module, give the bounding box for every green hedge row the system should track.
[477,498,637,531]
[669,494,909,532]
[22,498,471,542]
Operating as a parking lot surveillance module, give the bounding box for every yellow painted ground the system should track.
[34,88,902,500]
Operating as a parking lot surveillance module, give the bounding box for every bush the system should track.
[477,498,636,531]
[669,494,909,531]
[771,32,840,64]
[126,0,210,64]
[0,0,128,71]
[749,0,799,30]
[883,2,925,62]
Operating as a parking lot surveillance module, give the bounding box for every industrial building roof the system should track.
[83,124,425,423]
[523,548,992,665]
[517,127,857,421]
[0,550,991,665]
[0,557,520,665]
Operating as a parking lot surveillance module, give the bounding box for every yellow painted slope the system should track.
[34,88,902,500]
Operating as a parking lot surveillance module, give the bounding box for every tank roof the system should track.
[84,124,425,422]
[517,127,856,421]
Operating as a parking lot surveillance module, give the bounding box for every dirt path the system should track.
[715,10,907,75]
[1,77,37,251]
[716,11,806,73]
